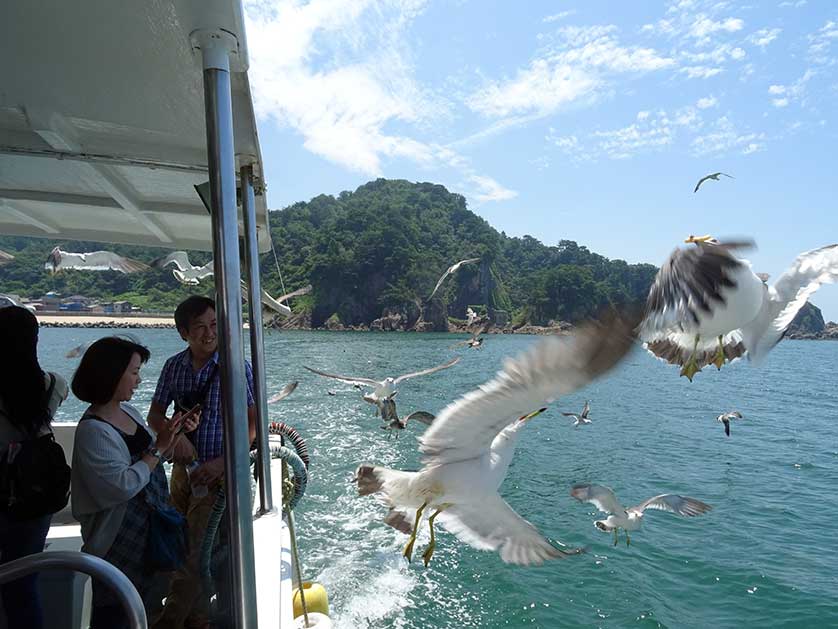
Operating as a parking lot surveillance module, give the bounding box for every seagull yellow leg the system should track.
[403,502,426,562]
[625,531,631,547]
[712,334,725,370]
[680,334,702,381]
[613,529,619,546]
[421,507,445,567]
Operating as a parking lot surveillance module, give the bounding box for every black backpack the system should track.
[0,374,71,521]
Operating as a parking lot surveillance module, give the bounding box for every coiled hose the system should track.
[200,432,309,591]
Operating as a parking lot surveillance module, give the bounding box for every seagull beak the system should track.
[518,407,548,422]
[684,234,712,243]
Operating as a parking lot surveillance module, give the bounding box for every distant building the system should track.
[42,291,62,310]
[113,301,133,313]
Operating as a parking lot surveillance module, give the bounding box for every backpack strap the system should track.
[197,360,219,404]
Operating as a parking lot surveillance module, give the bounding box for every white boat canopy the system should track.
[0,0,270,252]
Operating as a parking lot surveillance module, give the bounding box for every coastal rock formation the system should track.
[785,301,837,340]
[414,298,448,332]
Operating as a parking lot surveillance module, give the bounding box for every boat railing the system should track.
[0,550,147,629]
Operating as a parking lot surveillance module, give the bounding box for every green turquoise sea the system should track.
[41,328,838,628]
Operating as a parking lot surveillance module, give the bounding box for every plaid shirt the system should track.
[153,349,255,462]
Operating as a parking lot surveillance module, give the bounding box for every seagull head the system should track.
[518,407,548,422]
[684,234,715,244]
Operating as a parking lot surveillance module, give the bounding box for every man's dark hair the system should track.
[174,295,216,333]
[72,337,150,405]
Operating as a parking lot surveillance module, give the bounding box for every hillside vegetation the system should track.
[0,179,658,326]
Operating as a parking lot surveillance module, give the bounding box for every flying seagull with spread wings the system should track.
[428,257,480,300]
[258,284,312,318]
[355,311,639,566]
[451,321,491,350]
[151,251,214,285]
[694,172,734,193]
[46,247,150,274]
[304,356,460,404]
[717,411,743,437]
[640,236,838,380]
[562,400,591,427]
[571,483,712,546]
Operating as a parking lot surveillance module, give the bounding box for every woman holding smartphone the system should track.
[70,336,199,628]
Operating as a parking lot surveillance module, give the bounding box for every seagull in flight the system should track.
[46,247,150,274]
[151,251,214,285]
[451,321,491,350]
[717,411,743,437]
[355,311,639,566]
[562,401,592,427]
[428,257,480,300]
[694,172,734,193]
[376,394,435,438]
[571,483,712,546]
[465,307,479,326]
[304,356,460,404]
[0,249,14,265]
[640,236,838,380]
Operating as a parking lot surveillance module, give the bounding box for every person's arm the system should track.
[247,405,257,445]
[147,400,169,434]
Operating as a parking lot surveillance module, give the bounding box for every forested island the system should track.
[0,178,665,330]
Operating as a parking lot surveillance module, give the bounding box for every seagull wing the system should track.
[274,284,313,303]
[581,400,590,418]
[303,365,380,388]
[640,244,747,338]
[722,418,730,436]
[694,175,711,192]
[151,251,192,272]
[57,250,150,273]
[420,312,638,465]
[393,356,461,384]
[429,257,480,299]
[741,244,838,364]
[267,381,298,404]
[259,288,293,316]
[630,494,712,517]
[438,494,583,566]
[570,483,625,515]
[720,172,735,179]
[403,411,435,426]
[0,249,14,265]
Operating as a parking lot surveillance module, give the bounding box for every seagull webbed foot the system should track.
[679,358,701,381]
[421,541,436,567]
[625,531,631,547]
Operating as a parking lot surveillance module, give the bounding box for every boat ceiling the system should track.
[0,0,271,252]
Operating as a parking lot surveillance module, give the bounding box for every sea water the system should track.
[41,328,838,628]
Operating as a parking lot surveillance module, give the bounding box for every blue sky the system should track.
[243,0,838,319]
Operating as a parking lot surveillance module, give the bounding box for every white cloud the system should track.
[696,95,718,108]
[542,10,575,23]
[244,0,515,205]
[681,65,723,79]
[689,15,745,43]
[779,0,807,7]
[691,116,765,155]
[767,69,815,108]
[468,175,518,202]
[747,28,781,49]
[808,21,838,65]
[466,25,673,118]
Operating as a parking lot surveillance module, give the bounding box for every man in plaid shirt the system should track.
[148,295,256,629]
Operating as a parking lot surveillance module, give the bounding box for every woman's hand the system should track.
[154,414,185,453]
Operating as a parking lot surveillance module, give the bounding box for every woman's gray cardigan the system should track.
[71,403,153,557]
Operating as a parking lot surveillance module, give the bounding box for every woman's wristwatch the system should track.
[146,446,163,460]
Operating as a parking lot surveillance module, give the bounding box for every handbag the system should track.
[146,503,189,572]
[0,374,70,521]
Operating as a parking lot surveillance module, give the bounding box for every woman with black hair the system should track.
[71,336,196,628]
[0,305,69,629]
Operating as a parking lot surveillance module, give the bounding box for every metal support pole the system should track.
[241,164,273,513]
[196,29,257,629]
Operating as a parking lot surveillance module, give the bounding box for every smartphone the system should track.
[174,403,202,434]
